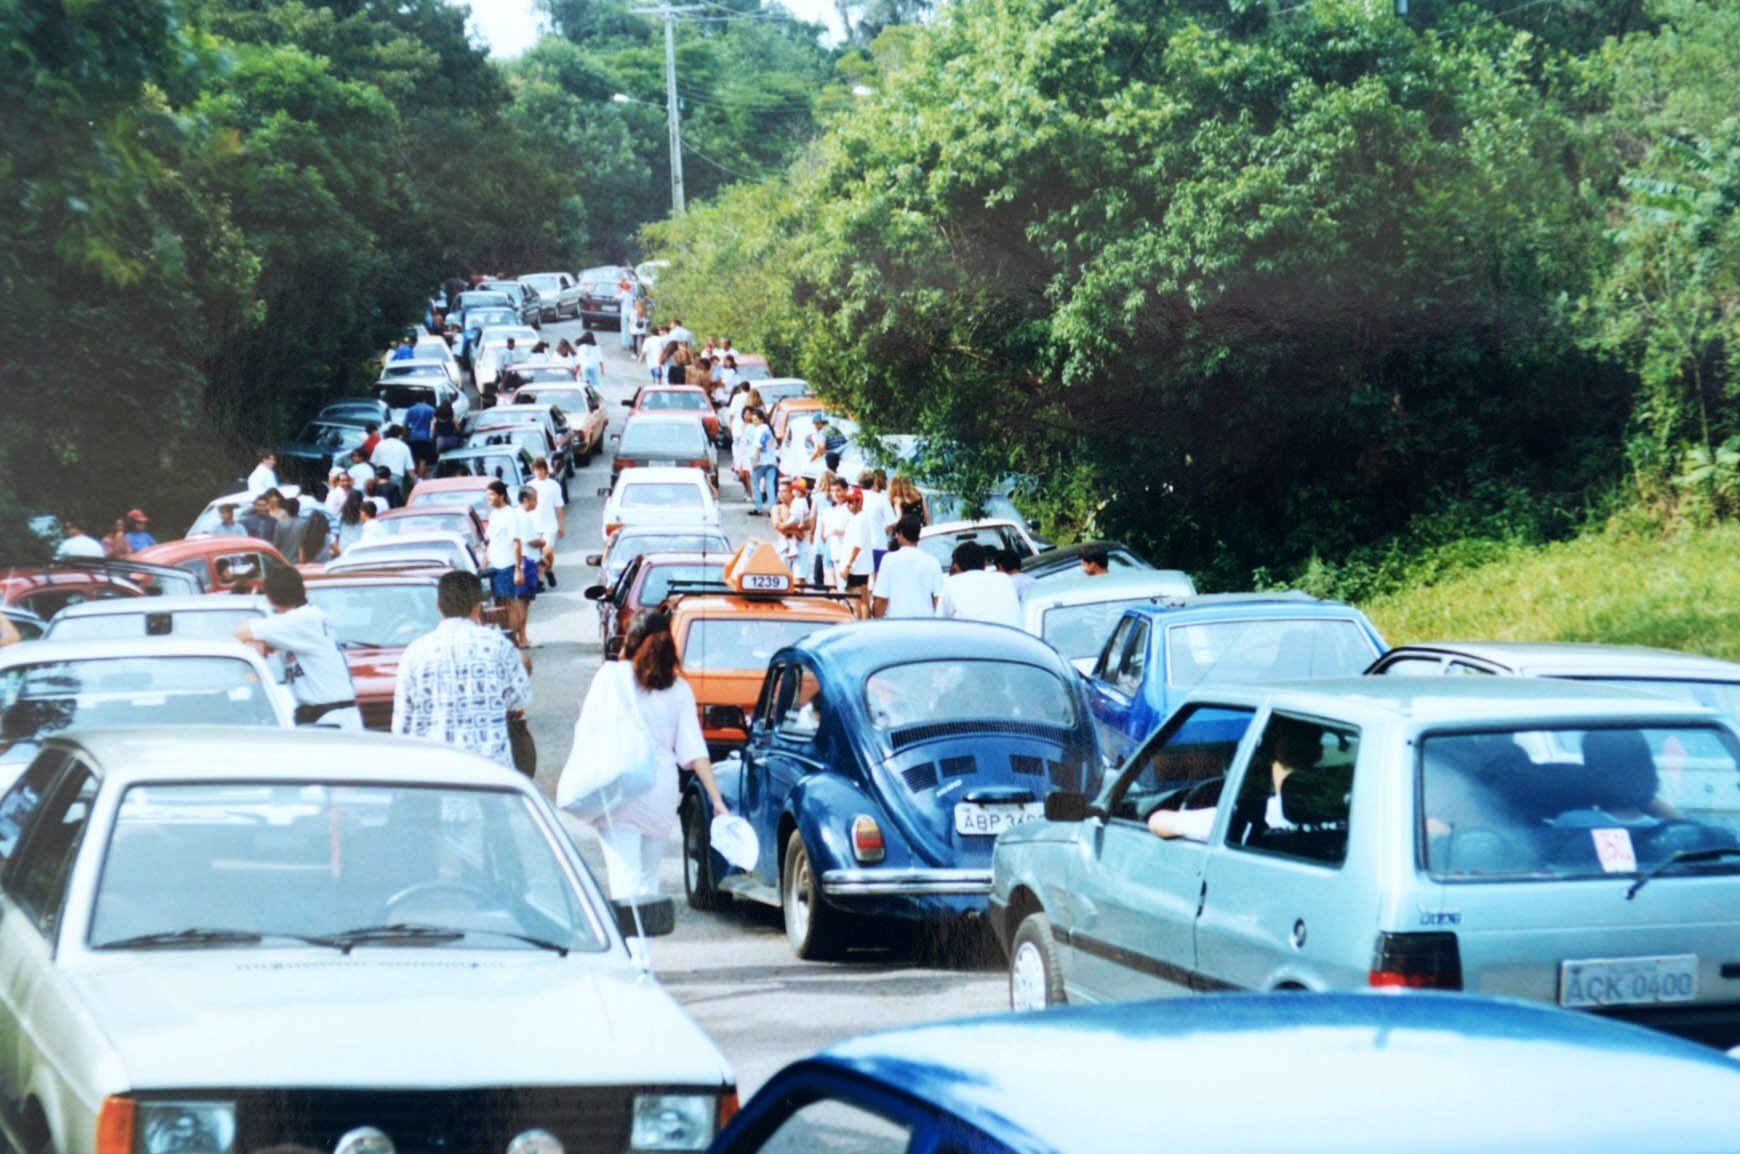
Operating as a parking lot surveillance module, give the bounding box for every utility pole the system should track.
[638,5,705,217]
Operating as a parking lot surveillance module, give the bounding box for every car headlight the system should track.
[630,1094,716,1151]
[506,1131,564,1154]
[138,1100,236,1154]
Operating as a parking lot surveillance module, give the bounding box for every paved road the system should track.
[514,320,1005,1096]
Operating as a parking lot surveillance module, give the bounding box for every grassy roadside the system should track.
[1360,522,1740,660]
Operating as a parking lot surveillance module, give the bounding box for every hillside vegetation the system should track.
[1363,521,1740,659]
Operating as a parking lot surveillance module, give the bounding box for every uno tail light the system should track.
[97,1096,137,1154]
[718,1090,741,1131]
[1370,931,1462,990]
[851,815,886,863]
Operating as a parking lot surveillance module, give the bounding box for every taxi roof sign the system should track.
[724,540,794,595]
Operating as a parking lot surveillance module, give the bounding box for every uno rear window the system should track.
[1166,617,1378,686]
[620,422,707,456]
[1420,725,1740,881]
[619,483,704,509]
[680,617,836,672]
[0,656,278,736]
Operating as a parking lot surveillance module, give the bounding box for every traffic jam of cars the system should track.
[5,268,1740,1153]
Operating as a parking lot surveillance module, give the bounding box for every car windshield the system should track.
[47,608,263,643]
[620,422,707,456]
[377,385,438,410]
[606,535,730,583]
[515,368,574,384]
[339,541,463,568]
[379,362,446,380]
[640,391,710,412]
[305,583,443,649]
[1420,725,1740,881]
[520,389,586,411]
[1567,677,1740,720]
[620,483,704,510]
[1166,618,1379,686]
[468,429,546,452]
[462,308,516,329]
[89,782,605,952]
[737,364,772,381]
[782,415,855,451]
[0,656,278,737]
[408,487,492,516]
[640,562,726,604]
[917,526,1021,567]
[435,455,512,480]
[375,513,474,541]
[680,617,838,672]
[292,423,366,450]
[1043,597,1170,662]
[863,659,1076,731]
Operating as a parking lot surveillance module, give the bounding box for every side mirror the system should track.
[621,399,635,407]
[596,487,611,498]
[1044,791,1091,823]
[585,553,603,567]
[584,584,609,602]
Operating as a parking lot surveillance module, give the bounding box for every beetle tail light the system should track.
[1370,931,1462,990]
[97,1096,137,1154]
[851,815,885,863]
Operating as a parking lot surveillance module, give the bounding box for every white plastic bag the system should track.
[558,662,658,818]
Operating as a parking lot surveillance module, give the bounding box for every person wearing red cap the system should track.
[123,509,157,552]
[839,486,877,606]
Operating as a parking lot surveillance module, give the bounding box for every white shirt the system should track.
[249,604,357,708]
[818,502,854,565]
[54,534,106,559]
[577,344,604,372]
[371,437,414,478]
[862,489,897,543]
[573,661,707,838]
[776,494,810,559]
[347,461,375,488]
[486,504,522,569]
[247,463,279,494]
[517,504,545,548]
[528,477,563,538]
[842,511,878,577]
[938,568,1023,627]
[324,486,348,518]
[873,546,943,617]
[393,616,532,769]
[668,324,693,347]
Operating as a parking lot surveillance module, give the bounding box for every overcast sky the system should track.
[456,0,846,58]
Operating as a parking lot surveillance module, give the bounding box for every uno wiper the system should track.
[98,927,265,950]
[315,922,570,956]
[1625,847,1740,900]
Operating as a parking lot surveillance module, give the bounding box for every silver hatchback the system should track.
[990,678,1740,1046]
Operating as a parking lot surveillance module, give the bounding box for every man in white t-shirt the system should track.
[861,469,897,562]
[872,515,942,618]
[485,480,529,649]
[235,567,362,729]
[247,451,279,495]
[937,541,1022,628]
[528,457,565,588]
[816,477,854,590]
[370,426,415,483]
[53,520,106,559]
[838,487,878,608]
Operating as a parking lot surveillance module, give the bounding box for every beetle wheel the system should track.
[683,793,729,911]
[782,835,845,960]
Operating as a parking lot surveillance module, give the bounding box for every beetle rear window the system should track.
[864,659,1075,731]
[1420,725,1740,880]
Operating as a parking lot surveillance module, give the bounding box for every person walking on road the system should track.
[392,570,531,771]
[575,609,729,902]
[235,567,361,729]
[747,408,778,515]
[247,451,279,495]
[576,330,604,390]
[618,275,637,350]
[872,515,943,618]
[405,396,438,479]
[485,480,531,649]
[528,457,565,589]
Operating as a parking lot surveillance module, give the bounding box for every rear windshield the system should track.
[640,391,710,412]
[0,656,278,736]
[680,617,836,672]
[1571,677,1740,720]
[619,483,704,509]
[49,609,263,643]
[620,422,707,456]
[1165,618,1378,686]
[435,456,512,480]
[1420,725,1740,881]
[377,385,437,410]
[1043,598,1163,662]
[641,563,726,604]
[520,389,586,411]
[864,659,1075,731]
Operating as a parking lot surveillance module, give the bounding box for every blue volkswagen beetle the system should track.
[680,620,1098,959]
[709,993,1740,1154]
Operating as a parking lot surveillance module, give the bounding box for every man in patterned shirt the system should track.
[392,570,531,771]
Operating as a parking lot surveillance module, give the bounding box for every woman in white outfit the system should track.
[584,610,729,900]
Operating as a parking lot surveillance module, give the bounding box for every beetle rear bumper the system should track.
[820,868,992,897]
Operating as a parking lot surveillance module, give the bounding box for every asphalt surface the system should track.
[516,319,1005,1097]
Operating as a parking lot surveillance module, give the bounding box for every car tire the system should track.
[1009,911,1066,1011]
[575,441,592,468]
[683,793,730,911]
[782,834,844,961]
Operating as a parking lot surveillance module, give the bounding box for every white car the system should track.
[774,414,858,486]
[186,486,302,538]
[1019,569,1200,671]
[602,467,722,540]
[43,595,271,643]
[327,531,479,575]
[520,271,584,320]
[918,518,1045,568]
[374,378,468,427]
[377,355,459,390]
[0,637,295,791]
[0,728,735,1154]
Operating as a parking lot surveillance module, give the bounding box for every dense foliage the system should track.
[649,0,1740,587]
[0,0,839,554]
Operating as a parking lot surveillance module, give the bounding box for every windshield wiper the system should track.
[1626,847,1740,900]
[98,927,265,950]
[315,922,570,956]
[314,922,466,953]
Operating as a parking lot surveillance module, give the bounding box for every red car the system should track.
[301,572,444,731]
[371,506,487,552]
[405,476,495,519]
[627,384,721,444]
[131,537,294,594]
